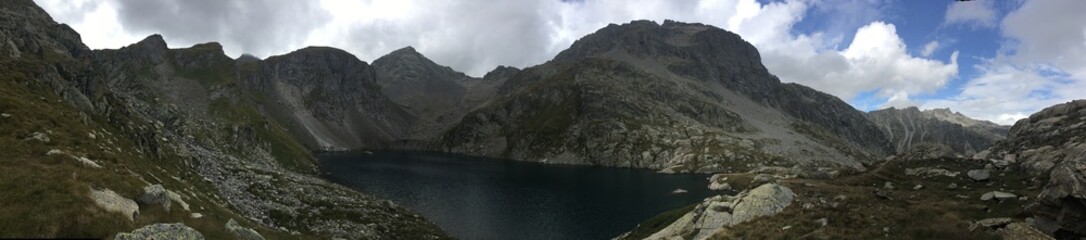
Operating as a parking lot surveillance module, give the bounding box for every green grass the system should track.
[0,59,307,239]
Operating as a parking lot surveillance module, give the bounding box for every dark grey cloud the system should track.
[109,0,330,57]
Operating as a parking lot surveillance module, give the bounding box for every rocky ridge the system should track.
[866,107,1008,157]
[436,20,892,173]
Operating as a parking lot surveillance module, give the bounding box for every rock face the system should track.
[865,107,1008,157]
[438,20,892,173]
[646,183,795,240]
[114,223,204,240]
[242,47,413,151]
[986,100,1086,238]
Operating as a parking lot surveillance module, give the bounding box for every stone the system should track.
[0,113,10,118]
[46,149,64,156]
[190,213,203,219]
[980,191,1017,201]
[875,189,892,200]
[946,183,958,189]
[815,218,828,227]
[72,156,102,168]
[905,167,959,178]
[998,222,1055,240]
[226,219,266,240]
[114,223,204,240]
[167,190,190,211]
[968,169,991,181]
[883,181,895,190]
[90,188,138,221]
[138,184,171,211]
[88,133,96,139]
[913,184,923,190]
[973,218,1013,230]
[24,132,49,142]
[751,174,777,185]
[672,189,688,194]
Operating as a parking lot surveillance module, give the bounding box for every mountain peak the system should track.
[134,34,168,50]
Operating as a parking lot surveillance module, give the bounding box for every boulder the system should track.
[90,188,138,221]
[167,190,190,211]
[114,223,204,240]
[997,222,1055,240]
[967,169,990,181]
[138,184,171,211]
[972,217,1013,230]
[648,184,796,240]
[980,191,1017,201]
[23,132,49,142]
[226,219,266,240]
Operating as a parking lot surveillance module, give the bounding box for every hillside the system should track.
[0,1,445,238]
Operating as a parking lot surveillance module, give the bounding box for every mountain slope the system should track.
[866,107,1008,157]
[436,20,893,173]
[0,1,445,238]
[240,47,414,151]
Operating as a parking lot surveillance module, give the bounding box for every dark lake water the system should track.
[317,151,715,240]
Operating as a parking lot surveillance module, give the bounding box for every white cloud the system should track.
[764,21,959,103]
[920,40,939,57]
[926,0,1086,125]
[944,0,998,29]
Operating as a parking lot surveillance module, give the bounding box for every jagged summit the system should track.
[133,34,168,49]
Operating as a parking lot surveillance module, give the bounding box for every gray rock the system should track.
[973,217,1013,230]
[968,169,991,181]
[946,183,958,189]
[24,131,49,142]
[998,222,1055,240]
[905,167,959,178]
[138,184,171,211]
[815,218,829,227]
[866,107,1007,157]
[0,113,10,118]
[114,223,204,240]
[648,184,796,240]
[90,188,138,221]
[226,219,266,240]
[980,191,1017,201]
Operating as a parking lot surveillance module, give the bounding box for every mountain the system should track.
[239,46,413,151]
[865,107,1009,158]
[371,46,478,139]
[435,20,892,173]
[0,1,444,238]
[984,100,1086,238]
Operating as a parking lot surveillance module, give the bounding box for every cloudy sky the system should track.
[34,0,1086,125]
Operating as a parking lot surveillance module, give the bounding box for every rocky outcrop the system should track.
[90,188,139,221]
[986,100,1086,238]
[137,184,171,211]
[438,20,892,173]
[114,223,204,240]
[645,183,795,240]
[865,107,1008,157]
[226,219,266,240]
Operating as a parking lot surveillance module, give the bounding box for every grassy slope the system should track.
[621,157,1038,239]
[0,59,305,239]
